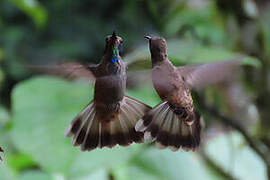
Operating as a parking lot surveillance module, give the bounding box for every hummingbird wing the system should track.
[58,62,97,79]
[178,59,241,89]
[27,61,97,81]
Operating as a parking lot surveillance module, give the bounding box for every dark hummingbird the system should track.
[65,32,151,151]
[135,36,241,151]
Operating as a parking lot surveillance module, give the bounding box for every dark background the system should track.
[0,0,270,179]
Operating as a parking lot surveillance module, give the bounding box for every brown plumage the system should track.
[65,32,151,151]
[135,36,241,151]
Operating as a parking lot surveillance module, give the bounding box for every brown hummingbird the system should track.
[135,36,241,151]
[65,32,151,151]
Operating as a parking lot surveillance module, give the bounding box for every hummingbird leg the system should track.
[98,102,121,123]
[169,103,195,126]
[169,104,188,118]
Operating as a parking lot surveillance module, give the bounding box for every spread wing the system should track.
[178,59,241,89]
[27,61,97,81]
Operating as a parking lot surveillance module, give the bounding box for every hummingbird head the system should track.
[144,35,167,63]
[105,31,123,63]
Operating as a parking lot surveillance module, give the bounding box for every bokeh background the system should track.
[0,0,270,179]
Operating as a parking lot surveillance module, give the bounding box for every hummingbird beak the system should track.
[112,31,117,39]
[144,35,152,40]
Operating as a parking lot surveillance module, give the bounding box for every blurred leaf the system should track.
[0,68,4,89]
[0,161,16,180]
[10,76,91,174]
[243,0,259,18]
[69,146,136,179]
[113,165,158,180]
[164,3,227,46]
[7,152,36,172]
[8,0,47,28]
[126,147,218,180]
[242,56,261,68]
[73,169,108,180]
[0,48,3,88]
[0,49,2,61]
[205,132,267,180]
[10,76,143,179]
[17,170,52,180]
[0,106,10,126]
[262,7,270,58]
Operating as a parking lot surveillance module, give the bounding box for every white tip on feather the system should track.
[64,125,72,137]
[169,146,179,152]
[135,119,147,132]
[156,142,166,149]
[144,131,154,142]
[182,146,190,152]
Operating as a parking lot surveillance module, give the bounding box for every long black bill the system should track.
[144,35,151,40]
[112,31,117,39]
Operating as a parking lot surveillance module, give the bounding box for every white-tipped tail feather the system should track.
[136,101,202,151]
[65,96,151,151]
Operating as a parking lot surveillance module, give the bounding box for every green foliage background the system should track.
[0,0,270,179]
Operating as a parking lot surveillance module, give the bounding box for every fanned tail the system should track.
[135,101,202,151]
[65,96,151,151]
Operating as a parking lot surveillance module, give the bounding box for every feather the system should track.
[136,101,202,151]
[178,59,241,89]
[26,61,96,80]
[65,96,151,151]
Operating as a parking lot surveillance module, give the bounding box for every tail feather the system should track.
[72,106,95,146]
[65,96,151,151]
[82,116,99,150]
[135,101,202,151]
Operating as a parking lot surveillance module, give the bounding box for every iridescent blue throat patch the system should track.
[110,45,120,63]
[111,56,118,63]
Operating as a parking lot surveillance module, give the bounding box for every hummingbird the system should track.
[135,36,241,151]
[65,32,151,151]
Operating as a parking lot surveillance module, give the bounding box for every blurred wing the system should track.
[178,59,241,89]
[27,61,97,81]
[59,62,96,80]
[126,69,152,88]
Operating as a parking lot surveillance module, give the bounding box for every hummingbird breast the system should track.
[152,62,182,100]
[94,60,126,109]
[152,61,194,119]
